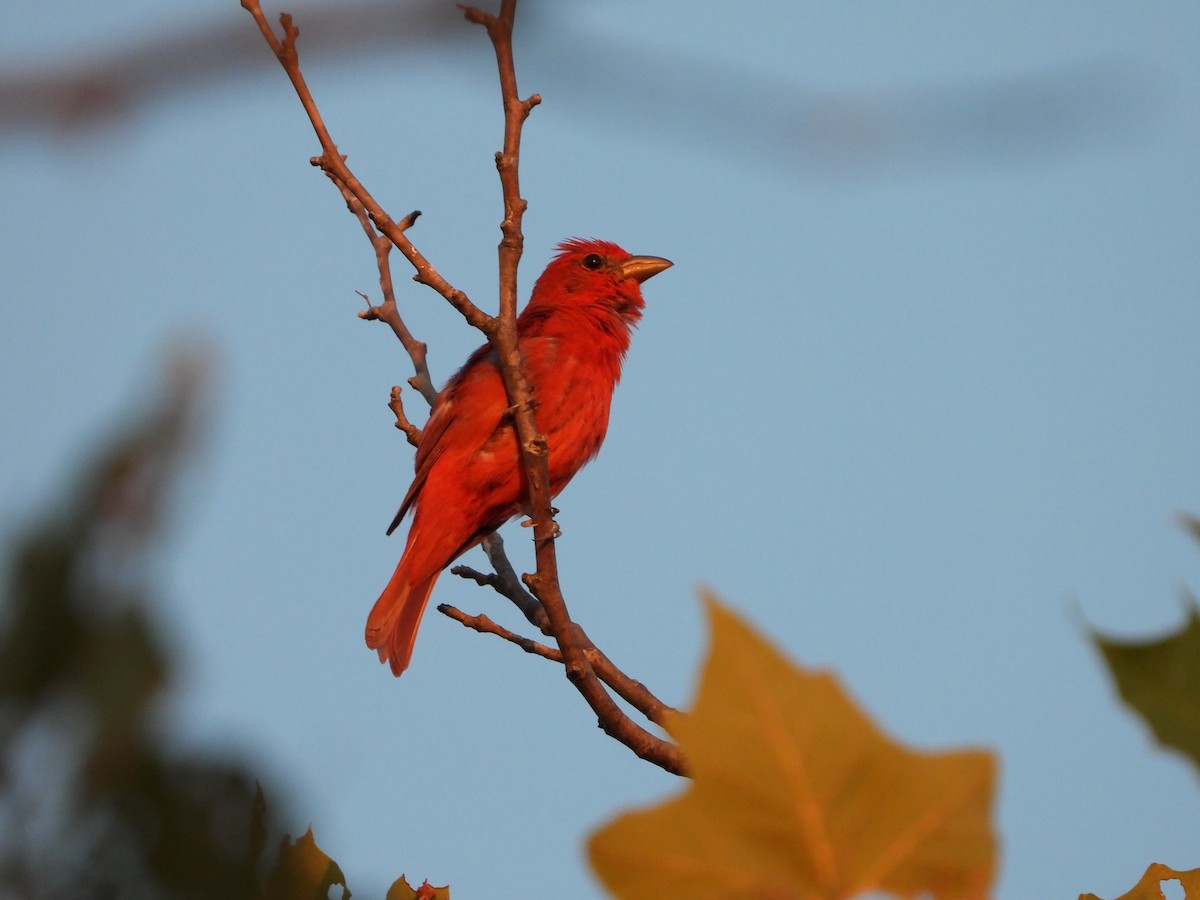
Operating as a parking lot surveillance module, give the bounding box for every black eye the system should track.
[581,253,603,270]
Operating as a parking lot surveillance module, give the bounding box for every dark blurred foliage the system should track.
[0,349,286,899]
[1091,520,1200,779]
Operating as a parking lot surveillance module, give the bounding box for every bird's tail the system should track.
[365,557,440,677]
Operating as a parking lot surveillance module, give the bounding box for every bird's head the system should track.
[526,238,672,325]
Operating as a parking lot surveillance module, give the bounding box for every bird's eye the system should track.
[581,253,603,270]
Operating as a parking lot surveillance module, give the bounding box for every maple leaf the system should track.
[1079,862,1200,900]
[588,593,997,900]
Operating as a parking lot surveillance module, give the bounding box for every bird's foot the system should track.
[520,511,561,539]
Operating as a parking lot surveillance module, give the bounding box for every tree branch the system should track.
[240,0,494,335]
[451,534,545,628]
[244,0,686,777]
[461,0,685,776]
[341,197,439,406]
[440,597,678,729]
[449,534,677,727]
[438,604,559,661]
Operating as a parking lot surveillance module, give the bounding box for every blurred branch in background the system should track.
[0,0,471,134]
[0,346,287,899]
[0,1,1150,176]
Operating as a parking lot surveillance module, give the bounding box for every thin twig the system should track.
[441,596,678,728]
[385,385,422,447]
[438,605,677,727]
[241,0,495,335]
[438,604,560,661]
[337,191,438,407]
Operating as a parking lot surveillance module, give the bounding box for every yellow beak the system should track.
[616,255,673,283]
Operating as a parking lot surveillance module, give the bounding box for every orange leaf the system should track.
[388,874,451,900]
[1079,861,1200,900]
[264,827,348,900]
[589,593,998,900]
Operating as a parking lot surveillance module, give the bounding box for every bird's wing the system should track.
[386,344,508,535]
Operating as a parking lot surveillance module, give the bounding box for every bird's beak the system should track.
[616,255,673,284]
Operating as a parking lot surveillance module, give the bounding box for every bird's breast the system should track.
[524,346,619,492]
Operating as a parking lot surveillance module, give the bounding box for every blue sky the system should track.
[2,2,1199,897]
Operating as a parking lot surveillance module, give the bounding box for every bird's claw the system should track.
[520,516,562,540]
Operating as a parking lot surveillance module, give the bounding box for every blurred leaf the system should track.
[1080,862,1200,900]
[80,606,169,792]
[265,828,349,900]
[589,593,997,900]
[387,875,451,900]
[0,347,285,899]
[1091,600,1200,773]
[0,346,206,710]
[119,763,267,898]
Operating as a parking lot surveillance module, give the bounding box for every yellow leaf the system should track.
[589,593,998,900]
[264,827,348,900]
[1079,862,1200,900]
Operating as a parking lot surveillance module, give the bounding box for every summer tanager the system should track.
[366,238,672,675]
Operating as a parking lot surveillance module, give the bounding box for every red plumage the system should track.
[365,238,672,676]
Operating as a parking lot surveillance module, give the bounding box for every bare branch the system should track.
[460,1,685,776]
[448,535,675,725]
[333,180,438,405]
[568,626,679,728]
[439,598,678,729]
[386,386,422,447]
[483,533,547,627]
[438,604,559,661]
[241,0,494,335]
[245,0,686,777]
[450,540,544,628]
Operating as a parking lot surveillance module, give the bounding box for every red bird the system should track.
[366,238,672,676]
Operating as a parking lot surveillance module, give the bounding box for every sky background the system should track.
[2,1,1199,897]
